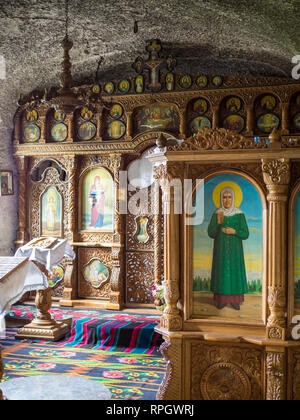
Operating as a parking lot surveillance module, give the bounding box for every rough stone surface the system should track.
[0,0,299,255]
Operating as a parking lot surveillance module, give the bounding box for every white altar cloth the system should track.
[15,239,75,272]
[0,257,48,339]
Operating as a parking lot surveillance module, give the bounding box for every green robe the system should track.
[208,212,249,295]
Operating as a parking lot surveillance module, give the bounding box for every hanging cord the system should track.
[65,0,69,39]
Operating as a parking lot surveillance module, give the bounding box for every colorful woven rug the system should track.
[8,304,161,323]
[1,341,166,400]
[6,305,163,354]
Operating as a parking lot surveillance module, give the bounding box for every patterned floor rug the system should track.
[5,305,163,354]
[1,341,166,400]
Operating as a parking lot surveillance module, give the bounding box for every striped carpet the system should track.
[4,305,163,354]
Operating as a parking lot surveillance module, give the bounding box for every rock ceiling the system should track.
[0,0,299,94]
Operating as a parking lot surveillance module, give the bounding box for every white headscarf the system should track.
[216,187,243,217]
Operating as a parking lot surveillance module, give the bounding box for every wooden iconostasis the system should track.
[13,41,300,310]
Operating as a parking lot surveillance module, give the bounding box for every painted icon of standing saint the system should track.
[208,183,249,310]
[89,176,105,228]
[80,167,114,232]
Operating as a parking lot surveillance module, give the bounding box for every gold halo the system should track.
[47,188,57,201]
[212,181,243,208]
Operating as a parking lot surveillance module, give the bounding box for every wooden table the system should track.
[0,257,48,401]
[14,238,75,342]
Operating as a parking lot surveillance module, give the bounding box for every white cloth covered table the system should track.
[0,257,48,339]
[15,239,75,272]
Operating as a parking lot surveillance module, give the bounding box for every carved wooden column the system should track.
[38,106,47,143]
[66,156,77,244]
[107,154,125,310]
[15,156,29,249]
[96,106,103,141]
[179,108,186,138]
[59,156,77,306]
[153,179,163,286]
[156,163,182,331]
[125,111,133,140]
[108,248,123,310]
[262,157,290,400]
[65,113,74,142]
[262,157,290,340]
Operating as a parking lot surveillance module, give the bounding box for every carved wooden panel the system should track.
[126,251,154,304]
[189,341,263,400]
[126,188,154,251]
[288,348,300,400]
[78,247,112,299]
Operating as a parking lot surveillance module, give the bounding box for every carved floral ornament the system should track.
[261,158,291,185]
[165,128,268,151]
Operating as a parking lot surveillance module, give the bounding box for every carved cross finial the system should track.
[132,40,176,92]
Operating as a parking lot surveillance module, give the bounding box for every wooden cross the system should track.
[132,40,176,92]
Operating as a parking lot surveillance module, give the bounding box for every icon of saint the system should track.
[89,176,105,228]
[208,185,249,310]
[46,195,57,232]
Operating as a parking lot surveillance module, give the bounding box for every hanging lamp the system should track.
[49,0,85,113]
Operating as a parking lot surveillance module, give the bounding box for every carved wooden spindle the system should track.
[124,111,132,140]
[281,102,290,135]
[179,108,186,138]
[245,104,254,135]
[65,113,73,143]
[39,114,46,143]
[212,106,219,129]
[96,107,103,141]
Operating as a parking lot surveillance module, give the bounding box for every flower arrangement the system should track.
[152,283,166,311]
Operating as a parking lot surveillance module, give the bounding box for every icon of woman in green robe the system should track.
[208,185,249,310]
